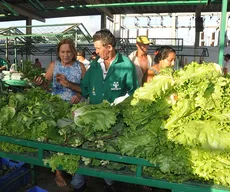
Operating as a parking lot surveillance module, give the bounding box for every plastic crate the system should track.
[27,186,47,192]
[0,157,30,192]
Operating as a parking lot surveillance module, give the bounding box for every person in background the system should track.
[144,46,176,83]
[89,51,97,62]
[76,49,91,70]
[70,29,139,192]
[34,38,86,188]
[34,58,42,68]
[128,35,154,86]
[153,47,160,56]
[0,57,8,72]
[223,54,230,75]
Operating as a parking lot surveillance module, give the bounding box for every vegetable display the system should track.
[118,62,230,186]
[0,88,70,152]
[1,62,230,187]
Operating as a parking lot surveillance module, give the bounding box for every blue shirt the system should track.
[52,60,82,101]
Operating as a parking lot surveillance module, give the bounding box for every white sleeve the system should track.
[111,93,129,106]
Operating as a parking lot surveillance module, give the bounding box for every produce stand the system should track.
[0,79,27,93]
[0,135,229,192]
[2,79,27,87]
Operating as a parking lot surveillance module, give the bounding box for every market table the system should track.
[0,135,229,192]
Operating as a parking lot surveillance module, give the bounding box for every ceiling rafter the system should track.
[0,0,228,22]
[13,5,45,22]
[28,0,41,10]
[1,0,18,16]
[34,0,46,11]
[0,0,45,22]
[84,0,113,18]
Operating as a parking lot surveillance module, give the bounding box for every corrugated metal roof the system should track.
[0,0,228,22]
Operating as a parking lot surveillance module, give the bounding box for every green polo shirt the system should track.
[80,53,139,104]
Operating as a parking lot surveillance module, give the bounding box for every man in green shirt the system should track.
[81,29,139,104]
[60,29,139,105]
[0,57,8,72]
[70,29,139,191]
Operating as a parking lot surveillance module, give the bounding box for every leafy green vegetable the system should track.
[72,101,118,132]
[19,60,45,82]
[117,62,230,187]
[43,153,80,174]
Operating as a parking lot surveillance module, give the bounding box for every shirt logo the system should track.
[111,82,121,90]
[92,86,96,95]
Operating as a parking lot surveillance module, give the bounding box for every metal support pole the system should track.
[194,8,201,47]
[218,0,228,66]
[101,12,107,29]
[194,7,201,62]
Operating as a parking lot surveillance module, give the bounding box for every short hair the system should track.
[154,46,176,63]
[57,38,76,61]
[224,54,230,59]
[93,29,116,48]
[77,50,85,58]
[91,52,97,56]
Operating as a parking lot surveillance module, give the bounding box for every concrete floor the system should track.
[23,166,171,192]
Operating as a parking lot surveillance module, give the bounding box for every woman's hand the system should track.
[70,93,82,104]
[56,74,69,87]
[33,75,50,90]
[33,76,44,86]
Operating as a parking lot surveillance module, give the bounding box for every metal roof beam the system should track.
[0,7,9,16]
[34,0,46,11]
[28,0,41,10]
[96,7,113,18]
[48,1,209,10]
[1,0,44,21]
[1,0,18,16]
[81,0,113,18]
[13,5,45,22]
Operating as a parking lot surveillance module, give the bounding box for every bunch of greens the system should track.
[70,101,119,139]
[55,101,119,148]
[19,60,45,82]
[0,88,70,153]
[50,101,123,172]
[43,152,80,174]
[118,62,230,186]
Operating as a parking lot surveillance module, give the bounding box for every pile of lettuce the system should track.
[0,88,70,152]
[118,62,230,186]
[3,62,230,186]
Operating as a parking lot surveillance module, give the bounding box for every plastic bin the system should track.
[27,186,48,192]
[0,157,30,192]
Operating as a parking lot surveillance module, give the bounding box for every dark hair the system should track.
[154,46,176,63]
[224,54,230,59]
[57,38,76,61]
[77,49,85,58]
[91,52,97,56]
[93,29,116,48]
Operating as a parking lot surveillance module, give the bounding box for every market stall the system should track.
[1,62,230,191]
[0,1,229,191]
[0,135,229,192]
